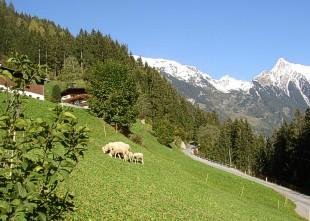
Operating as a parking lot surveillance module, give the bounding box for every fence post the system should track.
[240,186,244,198]
[103,123,107,137]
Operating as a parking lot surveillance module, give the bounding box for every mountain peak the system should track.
[271,57,292,73]
[270,58,310,78]
[254,57,310,98]
[276,57,289,64]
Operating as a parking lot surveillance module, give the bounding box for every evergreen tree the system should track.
[58,56,82,82]
[152,118,175,146]
[51,84,61,103]
[260,109,310,193]
[198,124,220,160]
[295,108,310,192]
[218,119,233,165]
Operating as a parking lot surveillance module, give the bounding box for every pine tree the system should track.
[218,119,233,165]
[58,56,82,82]
[295,108,310,192]
[198,124,220,160]
[152,117,175,146]
[51,84,61,103]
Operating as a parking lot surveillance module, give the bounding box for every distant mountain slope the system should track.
[135,56,310,133]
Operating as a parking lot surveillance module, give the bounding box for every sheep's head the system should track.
[103,144,112,153]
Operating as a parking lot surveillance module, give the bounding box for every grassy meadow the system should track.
[0,93,304,221]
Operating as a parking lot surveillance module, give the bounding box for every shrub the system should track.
[129,133,143,145]
[88,60,138,130]
[152,118,174,146]
[0,54,89,220]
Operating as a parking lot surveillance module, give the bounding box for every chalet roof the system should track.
[0,63,23,78]
[0,63,45,85]
[62,94,90,104]
[0,78,44,95]
[189,141,199,146]
[61,88,88,97]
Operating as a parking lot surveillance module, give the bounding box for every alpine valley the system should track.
[135,56,310,134]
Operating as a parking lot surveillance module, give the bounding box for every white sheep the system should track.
[133,152,144,164]
[106,142,130,160]
[126,151,134,162]
[102,144,112,154]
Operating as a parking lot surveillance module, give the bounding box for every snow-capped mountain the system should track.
[254,58,310,106]
[134,55,253,94]
[133,56,212,82]
[135,55,310,134]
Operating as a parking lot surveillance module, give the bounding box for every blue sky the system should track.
[10,0,310,80]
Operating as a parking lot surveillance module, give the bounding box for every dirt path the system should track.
[183,148,310,220]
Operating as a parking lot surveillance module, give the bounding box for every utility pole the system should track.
[54,51,57,78]
[63,51,66,66]
[45,50,48,76]
[229,148,232,167]
[38,48,41,66]
[80,51,83,75]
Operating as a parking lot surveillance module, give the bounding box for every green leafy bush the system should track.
[88,60,138,130]
[0,54,89,220]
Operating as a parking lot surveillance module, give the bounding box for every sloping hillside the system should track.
[0,94,303,221]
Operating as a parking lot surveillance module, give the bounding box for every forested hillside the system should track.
[0,0,217,144]
[196,107,310,194]
[261,109,310,194]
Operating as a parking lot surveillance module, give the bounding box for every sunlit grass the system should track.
[0,93,304,220]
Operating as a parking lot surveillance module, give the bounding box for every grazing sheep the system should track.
[107,142,130,161]
[133,152,144,164]
[110,148,130,161]
[102,144,112,154]
[102,142,130,160]
[126,151,134,162]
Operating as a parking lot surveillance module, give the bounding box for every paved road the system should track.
[183,148,310,220]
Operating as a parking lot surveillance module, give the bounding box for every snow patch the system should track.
[210,75,252,93]
[187,98,196,104]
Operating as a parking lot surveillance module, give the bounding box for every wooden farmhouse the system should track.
[0,63,44,100]
[188,141,199,155]
[60,87,90,109]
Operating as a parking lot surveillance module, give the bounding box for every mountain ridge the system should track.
[135,55,310,95]
[134,55,310,133]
